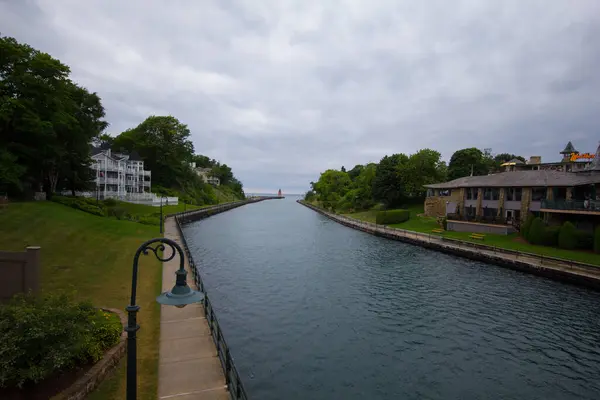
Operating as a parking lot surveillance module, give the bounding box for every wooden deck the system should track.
[158,218,229,400]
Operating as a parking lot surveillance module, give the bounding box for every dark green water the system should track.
[184,197,600,400]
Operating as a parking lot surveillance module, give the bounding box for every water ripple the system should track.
[185,199,600,400]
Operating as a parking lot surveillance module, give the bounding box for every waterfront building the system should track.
[424,142,600,232]
[91,145,151,199]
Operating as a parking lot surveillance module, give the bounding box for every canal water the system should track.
[184,197,600,400]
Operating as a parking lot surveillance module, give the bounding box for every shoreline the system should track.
[297,200,600,290]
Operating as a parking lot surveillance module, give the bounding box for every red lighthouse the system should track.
[277,189,282,197]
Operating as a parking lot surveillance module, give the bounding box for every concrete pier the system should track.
[298,201,600,289]
[158,217,229,400]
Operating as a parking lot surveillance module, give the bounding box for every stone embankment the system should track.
[298,200,600,290]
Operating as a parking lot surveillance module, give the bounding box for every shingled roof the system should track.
[424,170,600,189]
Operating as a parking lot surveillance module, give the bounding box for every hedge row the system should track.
[522,215,598,252]
[51,196,160,225]
[376,209,410,225]
[0,293,122,388]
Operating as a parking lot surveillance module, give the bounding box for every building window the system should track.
[466,188,478,200]
[439,189,451,197]
[466,205,476,216]
[483,188,500,201]
[427,189,434,197]
[531,188,546,201]
[506,188,522,201]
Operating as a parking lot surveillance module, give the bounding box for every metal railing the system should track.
[541,199,600,212]
[297,200,600,276]
[172,211,249,400]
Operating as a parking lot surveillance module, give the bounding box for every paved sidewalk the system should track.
[158,218,229,400]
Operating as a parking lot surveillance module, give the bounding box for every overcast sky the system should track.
[2,1,599,194]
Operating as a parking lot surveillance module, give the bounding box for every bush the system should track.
[527,217,545,245]
[78,203,105,216]
[442,217,448,230]
[0,293,122,388]
[595,226,600,253]
[558,221,577,250]
[376,209,410,225]
[574,230,593,250]
[541,226,560,247]
[103,198,117,207]
[51,196,105,217]
[108,206,127,220]
[521,213,535,238]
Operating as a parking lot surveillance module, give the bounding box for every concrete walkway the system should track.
[158,218,229,400]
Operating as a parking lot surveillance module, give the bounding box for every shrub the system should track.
[103,198,118,207]
[375,209,410,225]
[108,206,127,220]
[527,217,545,245]
[51,196,105,217]
[574,230,593,250]
[521,213,535,238]
[595,226,600,253]
[541,226,560,247]
[558,221,577,250]
[0,293,122,389]
[79,203,105,217]
[442,217,448,230]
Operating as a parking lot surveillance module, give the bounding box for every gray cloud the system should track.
[2,0,599,193]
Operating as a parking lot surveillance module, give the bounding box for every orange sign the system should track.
[570,152,595,162]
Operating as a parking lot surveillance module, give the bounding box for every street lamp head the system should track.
[156,268,204,308]
[156,284,204,308]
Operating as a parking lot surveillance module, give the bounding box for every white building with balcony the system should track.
[91,146,152,200]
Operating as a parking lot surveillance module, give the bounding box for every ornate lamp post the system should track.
[126,237,204,400]
[159,196,168,234]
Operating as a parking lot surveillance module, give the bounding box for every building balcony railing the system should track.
[541,199,600,212]
[143,170,151,176]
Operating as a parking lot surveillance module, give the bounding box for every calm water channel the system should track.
[184,197,600,400]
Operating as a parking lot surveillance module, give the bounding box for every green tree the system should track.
[112,116,194,188]
[313,169,352,210]
[492,153,526,172]
[347,164,364,181]
[0,36,106,197]
[398,149,447,197]
[372,154,408,208]
[447,148,489,181]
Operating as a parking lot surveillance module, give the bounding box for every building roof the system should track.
[587,142,600,171]
[424,170,600,189]
[500,158,525,167]
[560,141,578,154]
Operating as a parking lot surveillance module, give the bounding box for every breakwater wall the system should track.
[298,200,600,290]
[169,196,280,224]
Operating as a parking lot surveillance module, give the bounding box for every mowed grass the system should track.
[345,204,600,266]
[113,200,205,218]
[0,201,163,399]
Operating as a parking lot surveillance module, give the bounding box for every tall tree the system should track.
[313,169,352,210]
[447,148,489,181]
[347,164,365,181]
[398,149,447,196]
[0,36,106,196]
[112,116,194,187]
[491,153,526,172]
[372,154,408,208]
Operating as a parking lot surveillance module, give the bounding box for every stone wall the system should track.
[476,188,483,216]
[54,308,126,400]
[497,188,506,217]
[520,188,532,222]
[424,189,464,217]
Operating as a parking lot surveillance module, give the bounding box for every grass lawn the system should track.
[113,200,206,218]
[345,204,600,266]
[0,201,163,399]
